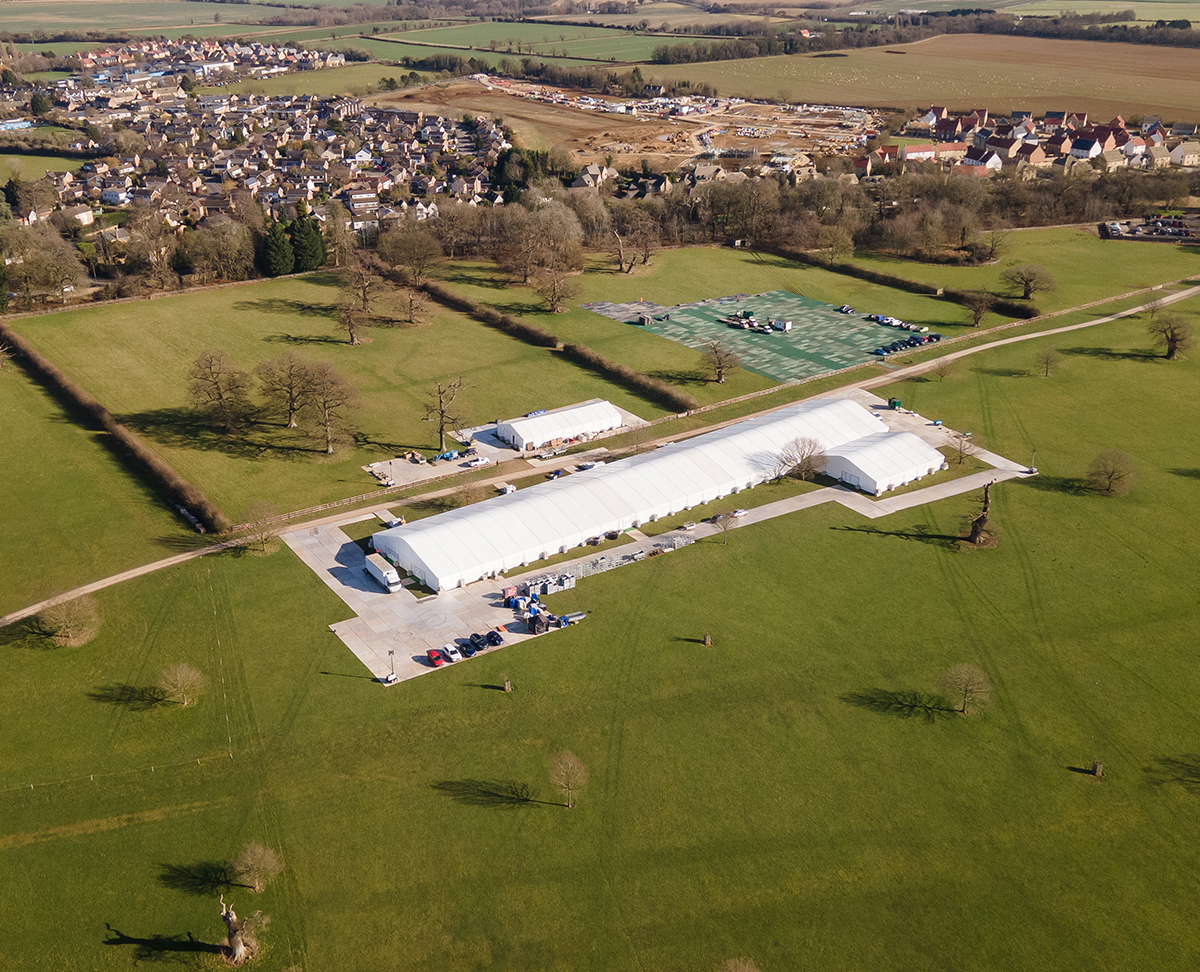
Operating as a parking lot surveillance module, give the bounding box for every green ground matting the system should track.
[584,290,899,381]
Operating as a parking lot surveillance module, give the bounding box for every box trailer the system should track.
[364,553,402,593]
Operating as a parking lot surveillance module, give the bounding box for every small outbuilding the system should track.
[823,431,947,496]
[496,399,624,452]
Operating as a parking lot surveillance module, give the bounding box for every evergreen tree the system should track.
[289,216,326,272]
[262,220,294,277]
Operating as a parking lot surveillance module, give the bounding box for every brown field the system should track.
[379,80,696,163]
[648,34,1200,121]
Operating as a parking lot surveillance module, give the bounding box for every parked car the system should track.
[577,461,599,471]
[731,508,748,518]
[469,632,487,651]
[427,648,446,667]
[460,640,477,658]
[548,469,565,479]
[906,336,924,347]
[444,644,464,662]
[927,333,943,342]
[486,630,504,647]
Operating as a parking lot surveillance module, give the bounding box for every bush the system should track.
[0,321,231,532]
[943,289,1040,319]
[764,243,944,295]
[421,281,559,348]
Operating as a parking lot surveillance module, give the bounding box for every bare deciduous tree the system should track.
[1002,264,1057,301]
[255,351,313,428]
[188,350,252,432]
[1143,295,1165,322]
[712,511,736,545]
[0,340,12,371]
[423,376,466,451]
[335,297,370,346]
[950,432,979,466]
[1034,346,1062,377]
[377,220,443,285]
[705,340,740,384]
[38,594,101,647]
[977,226,1010,262]
[1147,315,1194,360]
[218,895,266,966]
[817,224,853,266]
[962,290,997,328]
[231,843,284,893]
[402,288,428,327]
[930,356,960,382]
[1087,449,1137,495]
[940,664,992,715]
[242,501,282,552]
[534,264,578,313]
[549,749,588,808]
[776,436,826,482]
[159,662,205,706]
[308,362,359,455]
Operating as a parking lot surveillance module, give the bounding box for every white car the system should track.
[443,643,464,662]
[731,508,748,518]
[467,456,492,467]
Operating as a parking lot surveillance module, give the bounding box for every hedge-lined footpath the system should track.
[763,244,1041,319]
[0,321,232,533]
[421,279,700,411]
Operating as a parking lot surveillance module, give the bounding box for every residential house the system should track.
[1169,141,1200,166]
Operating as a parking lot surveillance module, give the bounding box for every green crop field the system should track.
[0,364,190,616]
[848,228,1200,314]
[0,2,281,33]
[380,22,665,61]
[537,1,787,28]
[203,62,426,98]
[4,303,1200,970]
[647,33,1200,120]
[5,273,698,517]
[0,153,84,180]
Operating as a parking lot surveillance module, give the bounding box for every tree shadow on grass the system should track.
[88,684,172,712]
[1145,754,1200,793]
[839,688,956,722]
[1060,346,1159,362]
[102,923,223,960]
[151,533,227,553]
[831,523,962,552]
[261,332,346,347]
[1168,468,1200,480]
[409,496,457,516]
[231,297,337,319]
[430,779,549,808]
[645,367,710,387]
[973,366,1031,378]
[1017,475,1092,496]
[120,407,321,460]
[444,266,510,290]
[157,861,241,896]
[0,617,56,650]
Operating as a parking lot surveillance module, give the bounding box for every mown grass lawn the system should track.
[3,307,1200,971]
[8,275,689,515]
[0,153,84,181]
[847,227,1200,314]
[0,366,189,616]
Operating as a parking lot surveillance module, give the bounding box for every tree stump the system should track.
[702,632,712,646]
[503,679,512,693]
[1092,761,1104,778]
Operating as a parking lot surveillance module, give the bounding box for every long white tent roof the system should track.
[824,431,946,495]
[496,399,624,450]
[373,399,887,590]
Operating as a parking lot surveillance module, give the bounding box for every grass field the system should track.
[5,273,701,516]
[203,62,425,98]
[536,1,788,28]
[380,22,666,62]
[0,365,190,616]
[0,1,281,33]
[648,33,1200,120]
[0,153,84,180]
[848,228,1200,314]
[4,306,1200,970]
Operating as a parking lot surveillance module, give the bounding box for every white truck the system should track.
[364,553,402,593]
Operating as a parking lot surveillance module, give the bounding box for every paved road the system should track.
[2,286,1190,629]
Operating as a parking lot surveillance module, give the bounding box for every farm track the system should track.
[5,285,1195,628]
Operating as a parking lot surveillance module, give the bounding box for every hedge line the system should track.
[423,279,701,411]
[942,290,1041,319]
[0,321,232,533]
[421,281,560,348]
[561,344,700,412]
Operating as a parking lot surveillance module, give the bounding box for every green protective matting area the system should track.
[585,289,896,382]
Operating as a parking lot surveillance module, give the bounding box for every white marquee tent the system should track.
[823,431,947,495]
[373,399,891,591]
[496,400,625,452]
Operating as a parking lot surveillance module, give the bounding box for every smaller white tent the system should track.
[823,432,947,496]
[496,400,624,452]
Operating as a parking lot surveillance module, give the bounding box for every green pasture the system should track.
[849,228,1200,314]
[537,1,787,27]
[382,22,665,61]
[0,2,281,33]
[201,62,415,97]
[4,302,1200,969]
[0,365,189,617]
[0,153,84,180]
[6,274,687,516]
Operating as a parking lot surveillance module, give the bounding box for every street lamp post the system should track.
[388,649,395,677]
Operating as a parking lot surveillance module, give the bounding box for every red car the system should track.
[427,648,446,668]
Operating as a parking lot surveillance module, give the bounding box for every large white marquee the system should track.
[823,431,947,495]
[496,399,624,452]
[372,399,940,590]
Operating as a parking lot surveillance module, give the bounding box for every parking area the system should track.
[584,290,902,382]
